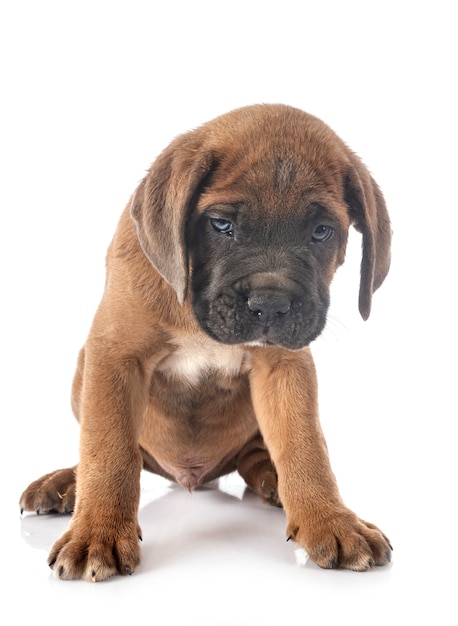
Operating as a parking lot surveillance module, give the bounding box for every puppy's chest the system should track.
[156,336,249,387]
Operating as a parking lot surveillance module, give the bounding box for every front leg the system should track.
[249,347,392,571]
[48,343,149,581]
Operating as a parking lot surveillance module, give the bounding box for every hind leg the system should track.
[20,466,77,514]
[237,433,281,507]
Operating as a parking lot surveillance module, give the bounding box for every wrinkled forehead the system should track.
[197,146,350,225]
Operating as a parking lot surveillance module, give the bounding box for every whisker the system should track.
[319,313,351,343]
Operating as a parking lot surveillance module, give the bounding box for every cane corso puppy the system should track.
[20,104,392,580]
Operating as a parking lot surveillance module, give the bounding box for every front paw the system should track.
[48,517,142,581]
[287,510,392,571]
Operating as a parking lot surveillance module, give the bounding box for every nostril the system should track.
[247,291,291,317]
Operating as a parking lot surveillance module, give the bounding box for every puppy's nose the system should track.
[247,290,291,318]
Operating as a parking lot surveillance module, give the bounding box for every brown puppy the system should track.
[20,104,392,581]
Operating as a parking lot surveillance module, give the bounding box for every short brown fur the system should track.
[20,104,392,581]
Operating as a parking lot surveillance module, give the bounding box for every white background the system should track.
[1,1,457,624]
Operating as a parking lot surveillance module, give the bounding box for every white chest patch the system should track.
[158,336,247,386]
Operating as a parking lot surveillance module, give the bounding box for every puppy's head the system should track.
[131,104,391,350]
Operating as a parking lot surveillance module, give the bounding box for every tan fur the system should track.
[20,104,392,581]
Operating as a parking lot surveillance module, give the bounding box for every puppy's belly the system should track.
[141,431,249,490]
[139,368,258,490]
[151,447,242,490]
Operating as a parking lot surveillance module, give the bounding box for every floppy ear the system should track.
[131,135,213,305]
[344,155,392,320]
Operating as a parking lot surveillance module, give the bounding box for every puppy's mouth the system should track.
[193,290,328,351]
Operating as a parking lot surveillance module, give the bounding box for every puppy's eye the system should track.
[210,218,234,236]
[312,224,333,242]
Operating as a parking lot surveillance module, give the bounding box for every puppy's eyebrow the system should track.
[204,202,242,217]
[306,202,337,222]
